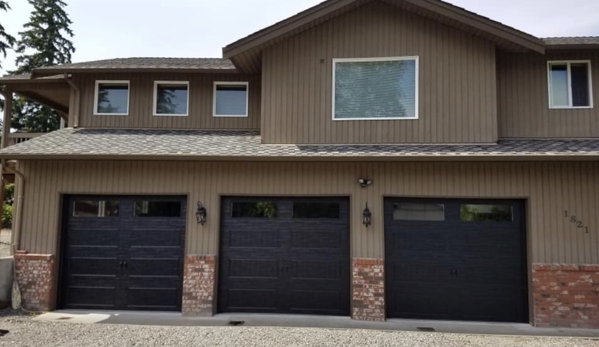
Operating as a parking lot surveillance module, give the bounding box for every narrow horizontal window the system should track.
[231,202,278,218]
[134,201,181,217]
[460,204,513,222]
[548,61,593,108]
[333,57,418,120]
[214,82,249,117]
[393,203,445,221]
[94,81,129,115]
[293,202,340,219]
[154,81,189,116]
[73,200,119,218]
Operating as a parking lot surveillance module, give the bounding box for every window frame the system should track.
[547,60,593,110]
[332,56,420,121]
[213,81,250,118]
[152,80,190,117]
[93,80,130,116]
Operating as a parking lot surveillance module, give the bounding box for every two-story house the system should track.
[1,0,598,329]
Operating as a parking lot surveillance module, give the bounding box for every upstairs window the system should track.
[214,82,249,117]
[548,61,593,109]
[154,81,189,116]
[94,81,129,116]
[333,57,418,120]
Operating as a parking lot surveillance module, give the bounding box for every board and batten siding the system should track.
[261,1,498,144]
[498,51,599,138]
[72,73,261,130]
[15,160,599,265]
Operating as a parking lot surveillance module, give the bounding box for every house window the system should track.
[94,80,130,115]
[333,57,418,120]
[548,61,593,109]
[213,82,249,117]
[153,81,189,116]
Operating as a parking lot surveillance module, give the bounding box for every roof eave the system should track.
[223,0,546,60]
[31,67,240,78]
[545,44,599,51]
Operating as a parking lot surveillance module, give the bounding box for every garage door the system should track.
[60,195,186,311]
[385,198,528,323]
[218,197,350,316]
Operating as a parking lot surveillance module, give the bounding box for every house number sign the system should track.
[564,210,590,234]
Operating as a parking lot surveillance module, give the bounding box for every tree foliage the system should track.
[0,0,16,70]
[11,0,75,132]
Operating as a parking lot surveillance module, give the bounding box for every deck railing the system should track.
[7,133,44,147]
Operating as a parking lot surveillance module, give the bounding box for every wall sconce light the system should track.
[196,202,207,225]
[358,178,373,188]
[363,203,372,227]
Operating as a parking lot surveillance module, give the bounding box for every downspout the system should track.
[63,73,80,128]
[2,159,25,254]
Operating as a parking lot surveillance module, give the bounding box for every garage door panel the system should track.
[60,195,186,312]
[219,197,350,316]
[385,198,528,323]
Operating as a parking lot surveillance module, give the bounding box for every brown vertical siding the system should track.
[16,160,599,265]
[498,51,599,138]
[73,72,261,130]
[261,1,498,144]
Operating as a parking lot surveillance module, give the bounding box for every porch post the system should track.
[1,87,12,149]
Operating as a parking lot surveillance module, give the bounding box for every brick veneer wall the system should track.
[14,253,56,312]
[182,255,217,316]
[352,258,385,321]
[533,264,599,329]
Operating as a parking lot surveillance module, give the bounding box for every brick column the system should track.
[182,255,217,316]
[352,258,385,321]
[532,264,599,329]
[13,252,56,312]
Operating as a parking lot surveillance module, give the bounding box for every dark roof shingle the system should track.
[1,128,599,161]
[544,37,599,47]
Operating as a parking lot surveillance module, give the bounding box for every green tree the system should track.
[0,0,16,70]
[11,0,75,132]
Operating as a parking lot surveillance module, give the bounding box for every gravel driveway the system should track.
[1,310,598,347]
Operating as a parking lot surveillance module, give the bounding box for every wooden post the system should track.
[1,87,12,149]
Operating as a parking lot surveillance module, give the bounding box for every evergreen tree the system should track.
[11,0,75,132]
[0,1,15,70]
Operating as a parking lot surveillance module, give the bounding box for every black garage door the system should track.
[59,195,186,311]
[218,197,350,316]
[385,198,528,323]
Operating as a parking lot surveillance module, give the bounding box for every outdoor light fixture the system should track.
[196,202,207,225]
[358,178,373,188]
[363,203,372,227]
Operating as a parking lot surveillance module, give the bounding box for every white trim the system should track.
[213,81,249,118]
[547,60,593,109]
[332,56,420,121]
[93,80,130,116]
[152,81,190,117]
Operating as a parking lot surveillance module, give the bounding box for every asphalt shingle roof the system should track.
[1,128,599,160]
[33,57,235,72]
[543,37,599,46]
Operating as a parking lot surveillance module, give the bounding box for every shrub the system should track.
[2,203,12,229]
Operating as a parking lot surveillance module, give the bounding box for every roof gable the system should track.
[223,0,545,73]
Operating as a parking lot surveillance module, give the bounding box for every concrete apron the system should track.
[34,311,599,338]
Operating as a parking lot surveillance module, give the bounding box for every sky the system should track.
[1,0,598,75]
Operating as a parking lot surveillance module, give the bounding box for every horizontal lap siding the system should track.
[74,73,261,130]
[261,1,498,144]
[498,51,599,138]
[16,160,599,265]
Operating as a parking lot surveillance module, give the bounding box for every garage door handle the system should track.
[123,261,128,269]
[119,261,124,269]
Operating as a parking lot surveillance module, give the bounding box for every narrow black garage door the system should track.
[385,198,528,323]
[60,195,186,311]
[218,197,350,316]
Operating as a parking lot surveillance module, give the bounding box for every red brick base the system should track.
[533,264,599,329]
[14,253,56,312]
[352,258,385,321]
[182,255,217,316]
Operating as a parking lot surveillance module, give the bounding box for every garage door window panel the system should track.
[460,204,513,222]
[393,202,445,221]
[134,201,181,217]
[73,200,120,217]
[231,202,278,218]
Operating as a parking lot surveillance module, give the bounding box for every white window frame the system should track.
[153,81,190,117]
[547,60,593,109]
[213,81,249,118]
[93,80,130,116]
[332,56,419,121]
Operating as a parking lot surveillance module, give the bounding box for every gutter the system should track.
[63,74,80,128]
[1,159,25,255]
